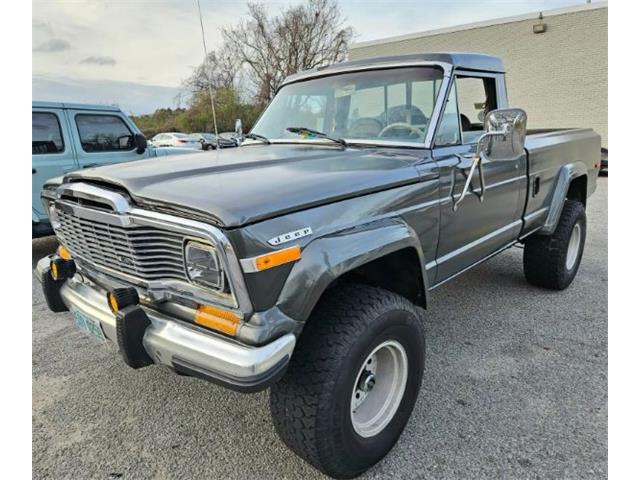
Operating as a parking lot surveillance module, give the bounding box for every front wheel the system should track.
[270,284,425,478]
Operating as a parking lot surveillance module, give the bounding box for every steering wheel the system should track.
[378,122,423,140]
[348,117,383,137]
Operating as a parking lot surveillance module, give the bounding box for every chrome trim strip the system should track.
[435,220,521,265]
[429,239,518,291]
[240,257,259,274]
[56,182,131,213]
[524,207,549,223]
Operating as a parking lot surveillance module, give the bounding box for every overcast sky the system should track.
[33,0,594,114]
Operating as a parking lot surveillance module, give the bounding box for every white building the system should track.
[349,2,608,151]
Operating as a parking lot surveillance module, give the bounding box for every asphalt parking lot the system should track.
[32,178,607,479]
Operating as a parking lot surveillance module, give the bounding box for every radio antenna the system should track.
[196,0,219,148]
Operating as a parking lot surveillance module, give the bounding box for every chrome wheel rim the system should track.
[566,222,582,270]
[350,340,408,438]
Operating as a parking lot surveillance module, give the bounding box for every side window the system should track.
[32,112,65,154]
[75,114,134,152]
[435,82,461,146]
[456,76,497,144]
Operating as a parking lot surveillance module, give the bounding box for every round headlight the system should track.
[185,242,224,290]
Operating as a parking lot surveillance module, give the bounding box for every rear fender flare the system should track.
[276,217,427,323]
[540,163,588,235]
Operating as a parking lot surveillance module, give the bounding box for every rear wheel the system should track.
[523,199,586,290]
[270,284,425,478]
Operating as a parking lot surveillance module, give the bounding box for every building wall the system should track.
[349,4,608,148]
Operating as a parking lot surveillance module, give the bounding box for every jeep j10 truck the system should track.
[36,53,599,478]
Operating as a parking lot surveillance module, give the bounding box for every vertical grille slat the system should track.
[54,207,200,282]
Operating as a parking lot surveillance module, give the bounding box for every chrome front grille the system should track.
[54,207,189,282]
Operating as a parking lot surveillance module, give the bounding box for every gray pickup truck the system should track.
[37,53,599,478]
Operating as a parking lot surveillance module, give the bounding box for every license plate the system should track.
[71,308,106,343]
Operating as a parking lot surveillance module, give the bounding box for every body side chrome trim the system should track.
[435,220,521,266]
[429,239,518,291]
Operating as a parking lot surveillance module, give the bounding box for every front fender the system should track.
[276,217,427,322]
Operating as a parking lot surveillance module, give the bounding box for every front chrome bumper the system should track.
[36,256,296,392]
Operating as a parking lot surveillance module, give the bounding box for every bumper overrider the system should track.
[37,256,295,392]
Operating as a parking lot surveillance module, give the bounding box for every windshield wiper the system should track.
[244,133,271,144]
[286,127,347,147]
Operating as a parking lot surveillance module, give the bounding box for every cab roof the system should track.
[284,52,504,85]
[32,101,123,112]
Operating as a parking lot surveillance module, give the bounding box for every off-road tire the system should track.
[523,199,586,290]
[269,284,426,479]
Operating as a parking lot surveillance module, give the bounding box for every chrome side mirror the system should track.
[453,108,527,212]
[234,118,244,143]
[477,108,527,161]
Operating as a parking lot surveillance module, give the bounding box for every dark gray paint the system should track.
[45,54,599,346]
[284,53,505,86]
[64,145,427,228]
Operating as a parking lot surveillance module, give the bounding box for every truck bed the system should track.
[521,127,600,237]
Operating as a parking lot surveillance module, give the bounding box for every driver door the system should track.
[432,74,527,283]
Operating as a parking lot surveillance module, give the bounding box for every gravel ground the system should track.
[32,178,607,480]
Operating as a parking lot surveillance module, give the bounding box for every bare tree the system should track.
[183,44,241,93]
[223,0,354,105]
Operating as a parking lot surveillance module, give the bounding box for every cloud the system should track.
[33,38,70,52]
[32,21,54,36]
[32,74,186,115]
[80,56,116,66]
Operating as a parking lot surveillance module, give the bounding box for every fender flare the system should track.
[275,217,428,323]
[540,162,588,235]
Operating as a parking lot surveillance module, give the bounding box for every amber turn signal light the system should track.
[254,246,302,271]
[194,305,241,336]
[57,245,72,260]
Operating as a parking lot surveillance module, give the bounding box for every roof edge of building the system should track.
[350,1,608,50]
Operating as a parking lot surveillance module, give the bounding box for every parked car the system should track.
[599,148,608,176]
[190,133,238,150]
[218,131,241,145]
[32,101,197,237]
[37,53,599,478]
[149,132,202,149]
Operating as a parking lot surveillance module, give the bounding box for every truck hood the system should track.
[64,144,425,227]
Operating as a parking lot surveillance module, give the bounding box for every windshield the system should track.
[252,66,444,145]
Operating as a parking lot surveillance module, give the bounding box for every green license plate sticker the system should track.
[71,308,106,343]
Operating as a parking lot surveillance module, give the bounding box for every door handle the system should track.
[82,163,99,169]
[32,168,36,174]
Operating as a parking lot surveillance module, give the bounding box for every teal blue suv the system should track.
[32,101,196,237]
